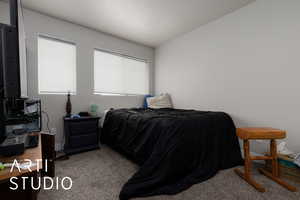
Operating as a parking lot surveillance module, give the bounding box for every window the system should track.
[38,36,76,94]
[94,50,149,95]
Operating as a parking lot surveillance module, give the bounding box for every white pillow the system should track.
[146,93,173,109]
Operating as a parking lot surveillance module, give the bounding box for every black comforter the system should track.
[101,108,243,200]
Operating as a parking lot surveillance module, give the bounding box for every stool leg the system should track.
[244,139,251,179]
[271,139,278,177]
[235,139,265,192]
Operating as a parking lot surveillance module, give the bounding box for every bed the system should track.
[101,108,243,200]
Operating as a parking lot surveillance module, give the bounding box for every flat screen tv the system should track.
[0,0,26,144]
[0,24,21,98]
[0,0,21,99]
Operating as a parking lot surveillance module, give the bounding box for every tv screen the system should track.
[0,24,21,98]
[0,0,25,144]
[0,0,27,99]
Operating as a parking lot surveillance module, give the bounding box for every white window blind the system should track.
[94,50,149,95]
[38,36,76,94]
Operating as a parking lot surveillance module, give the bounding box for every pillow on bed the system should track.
[146,93,173,109]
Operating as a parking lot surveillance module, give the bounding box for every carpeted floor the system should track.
[39,146,300,200]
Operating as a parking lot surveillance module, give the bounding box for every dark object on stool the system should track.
[234,127,297,192]
[64,116,100,155]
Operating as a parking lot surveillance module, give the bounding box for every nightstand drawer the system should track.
[70,134,98,148]
[68,120,98,136]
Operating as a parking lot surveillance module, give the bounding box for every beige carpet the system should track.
[39,146,300,200]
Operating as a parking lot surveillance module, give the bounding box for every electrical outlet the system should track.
[50,128,57,135]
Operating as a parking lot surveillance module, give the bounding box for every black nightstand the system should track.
[64,116,100,155]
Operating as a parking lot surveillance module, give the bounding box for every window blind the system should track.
[94,50,149,95]
[38,36,76,94]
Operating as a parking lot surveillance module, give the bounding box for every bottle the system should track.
[66,92,72,117]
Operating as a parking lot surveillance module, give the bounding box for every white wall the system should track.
[0,1,155,150]
[155,0,300,153]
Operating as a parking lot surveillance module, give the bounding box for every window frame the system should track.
[93,48,150,96]
[37,34,77,95]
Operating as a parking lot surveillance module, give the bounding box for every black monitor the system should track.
[0,0,21,99]
[0,0,20,144]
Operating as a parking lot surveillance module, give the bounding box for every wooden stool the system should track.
[235,127,298,192]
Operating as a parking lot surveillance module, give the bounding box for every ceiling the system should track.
[21,0,254,47]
